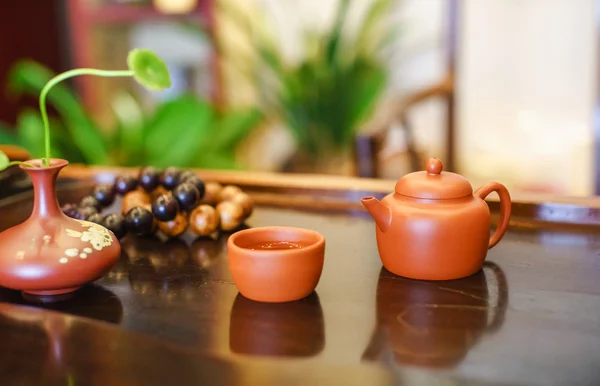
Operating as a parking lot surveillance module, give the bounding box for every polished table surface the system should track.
[0,178,599,386]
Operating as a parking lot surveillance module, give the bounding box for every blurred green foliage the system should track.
[0,60,263,169]
[219,0,398,160]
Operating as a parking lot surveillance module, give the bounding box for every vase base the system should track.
[21,287,81,302]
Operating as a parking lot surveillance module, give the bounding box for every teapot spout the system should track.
[361,196,392,232]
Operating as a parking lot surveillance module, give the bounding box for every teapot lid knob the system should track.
[395,155,472,199]
[426,157,443,175]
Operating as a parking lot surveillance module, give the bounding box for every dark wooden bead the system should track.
[160,167,181,190]
[80,195,102,210]
[61,203,79,218]
[93,184,116,207]
[102,213,127,239]
[86,212,105,225]
[139,166,160,192]
[182,175,205,200]
[173,183,200,211]
[115,175,138,195]
[151,193,179,222]
[124,207,155,236]
[75,206,98,221]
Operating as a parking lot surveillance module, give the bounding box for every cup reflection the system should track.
[229,292,325,357]
[362,262,508,368]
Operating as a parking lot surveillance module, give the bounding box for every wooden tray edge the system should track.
[59,164,600,229]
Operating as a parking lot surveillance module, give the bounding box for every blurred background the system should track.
[0,0,597,197]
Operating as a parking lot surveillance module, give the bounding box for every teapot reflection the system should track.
[362,262,508,368]
[229,292,325,357]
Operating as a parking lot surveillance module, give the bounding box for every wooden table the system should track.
[1,166,600,386]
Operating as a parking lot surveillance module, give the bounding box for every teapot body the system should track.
[375,193,492,280]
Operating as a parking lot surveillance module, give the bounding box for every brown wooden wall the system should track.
[0,0,64,126]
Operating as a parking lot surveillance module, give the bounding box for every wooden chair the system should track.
[354,75,454,178]
[353,0,458,178]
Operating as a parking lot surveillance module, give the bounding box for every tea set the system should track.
[0,155,510,303]
[228,156,511,302]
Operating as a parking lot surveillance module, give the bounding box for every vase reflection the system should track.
[0,305,72,384]
[362,262,508,368]
[0,289,127,384]
[0,284,123,324]
[229,292,325,357]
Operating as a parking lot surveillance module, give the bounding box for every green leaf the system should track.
[127,48,172,91]
[347,63,386,129]
[356,0,394,51]
[0,123,20,145]
[191,151,242,170]
[209,108,263,152]
[16,110,47,158]
[14,109,71,160]
[143,95,212,167]
[46,116,80,162]
[0,151,9,171]
[372,25,404,58]
[110,91,144,165]
[325,0,351,65]
[256,43,284,79]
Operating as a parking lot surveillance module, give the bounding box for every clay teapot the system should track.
[361,157,511,280]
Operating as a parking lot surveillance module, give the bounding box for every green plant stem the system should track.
[39,69,134,166]
[8,161,35,168]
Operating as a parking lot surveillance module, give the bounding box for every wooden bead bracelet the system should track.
[61,166,253,240]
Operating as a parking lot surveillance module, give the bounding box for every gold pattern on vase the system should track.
[59,221,115,264]
[65,220,114,251]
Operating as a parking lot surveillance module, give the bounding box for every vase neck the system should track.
[22,159,68,219]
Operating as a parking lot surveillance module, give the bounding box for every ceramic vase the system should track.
[0,159,121,296]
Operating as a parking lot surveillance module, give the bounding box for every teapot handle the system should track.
[475,182,511,249]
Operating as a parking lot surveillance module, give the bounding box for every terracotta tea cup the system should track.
[227,226,325,303]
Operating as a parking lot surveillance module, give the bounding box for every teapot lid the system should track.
[394,157,473,199]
